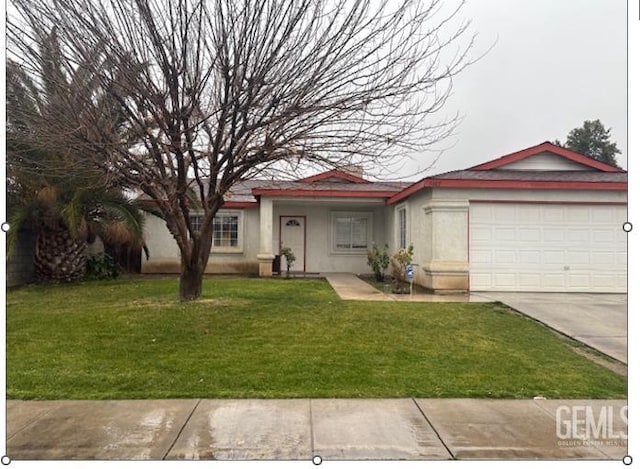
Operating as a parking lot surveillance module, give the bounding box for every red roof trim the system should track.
[253,188,396,198]
[387,178,626,204]
[469,142,623,172]
[222,201,258,209]
[386,180,428,205]
[300,169,369,184]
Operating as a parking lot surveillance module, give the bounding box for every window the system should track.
[332,212,372,252]
[189,211,243,253]
[189,215,203,233]
[214,214,239,247]
[398,207,407,249]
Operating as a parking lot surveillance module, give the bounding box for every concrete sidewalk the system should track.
[6,398,627,460]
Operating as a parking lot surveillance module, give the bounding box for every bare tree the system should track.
[7,0,475,300]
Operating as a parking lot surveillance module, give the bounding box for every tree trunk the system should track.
[34,226,87,283]
[179,258,205,301]
[178,213,214,301]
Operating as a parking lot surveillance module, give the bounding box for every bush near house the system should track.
[366,243,390,282]
[391,245,414,293]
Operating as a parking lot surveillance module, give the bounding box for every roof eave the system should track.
[252,188,398,198]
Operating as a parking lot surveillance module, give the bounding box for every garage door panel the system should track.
[567,229,589,243]
[519,273,542,288]
[592,230,615,243]
[469,203,626,292]
[542,250,565,264]
[543,229,565,242]
[470,227,492,243]
[567,207,591,223]
[593,208,617,223]
[470,249,492,265]
[542,207,564,222]
[517,207,540,223]
[494,250,516,264]
[591,274,616,288]
[519,229,541,242]
[472,273,492,289]
[567,274,590,288]
[495,228,517,241]
[542,273,565,288]
[567,251,589,264]
[518,250,540,264]
[494,273,517,287]
[591,251,615,265]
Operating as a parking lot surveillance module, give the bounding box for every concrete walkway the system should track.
[6,399,627,460]
[324,273,487,302]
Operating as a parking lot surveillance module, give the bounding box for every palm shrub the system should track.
[6,30,145,283]
[366,243,390,282]
[7,183,146,283]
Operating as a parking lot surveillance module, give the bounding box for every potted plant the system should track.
[279,246,296,278]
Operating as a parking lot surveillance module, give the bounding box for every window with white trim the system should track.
[214,214,239,247]
[332,212,372,252]
[189,211,244,253]
[189,214,203,233]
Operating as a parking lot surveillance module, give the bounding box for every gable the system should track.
[469,142,623,173]
[494,151,597,171]
[300,168,369,184]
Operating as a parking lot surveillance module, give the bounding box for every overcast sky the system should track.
[403,0,627,179]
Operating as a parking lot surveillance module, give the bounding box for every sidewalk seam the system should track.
[162,399,202,460]
[309,399,316,458]
[411,398,455,460]
[6,404,61,442]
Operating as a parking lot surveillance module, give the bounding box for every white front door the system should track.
[469,202,627,292]
[280,216,306,272]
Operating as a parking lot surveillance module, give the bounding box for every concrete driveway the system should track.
[474,293,627,364]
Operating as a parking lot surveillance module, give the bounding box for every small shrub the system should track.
[85,253,120,280]
[391,245,414,293]
[367,243,389,282]
[279,247,296,278]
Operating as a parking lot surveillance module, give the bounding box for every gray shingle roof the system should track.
[431,170,627,183]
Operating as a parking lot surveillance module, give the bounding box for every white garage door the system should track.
[469,203,627,292]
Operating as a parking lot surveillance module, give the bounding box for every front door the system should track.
[280,216,306,272]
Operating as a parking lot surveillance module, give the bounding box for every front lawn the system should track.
[6,278,626,399]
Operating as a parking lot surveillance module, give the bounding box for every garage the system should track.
[469,202,627,292]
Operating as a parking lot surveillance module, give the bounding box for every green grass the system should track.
[6,277,627,399]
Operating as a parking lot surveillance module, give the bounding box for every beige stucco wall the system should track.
[141,208,261,274]
[272,201,389,273]
[141,201,390,275]
[495,152,598,171]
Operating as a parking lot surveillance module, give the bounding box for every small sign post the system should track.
[406,265,414,297]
